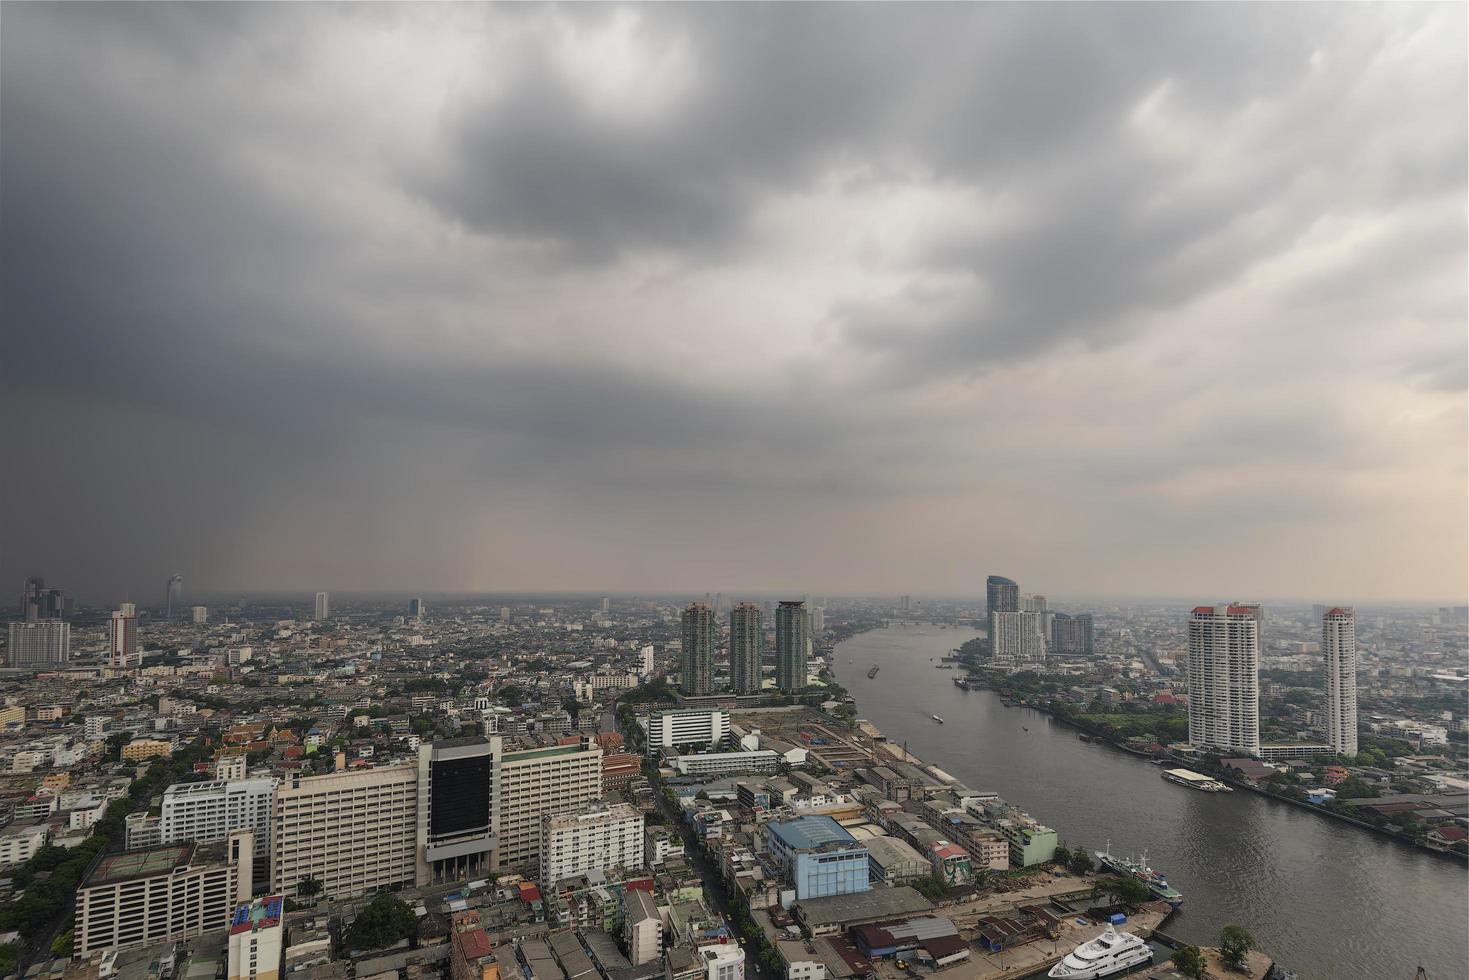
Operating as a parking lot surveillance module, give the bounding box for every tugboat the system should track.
[867,665,880,679]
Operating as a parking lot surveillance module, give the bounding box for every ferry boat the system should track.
[867,665,880,679]
[931,715,944,724]
[1161,768,1231,792]
[1047,925,1153,978]
[1094,843,1184,907]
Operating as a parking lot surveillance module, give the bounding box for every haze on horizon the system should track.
[2,3,1465,606]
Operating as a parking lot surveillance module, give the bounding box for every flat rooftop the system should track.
[85,844,194,887]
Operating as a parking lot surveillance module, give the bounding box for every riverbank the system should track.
[971,683,1467,863]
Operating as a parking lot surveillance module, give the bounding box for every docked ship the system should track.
[1094,844,1184,908]
[953,677,970,690]
[1161,768,1231,792]
[1047,925,1153,978]
[867,665,880,679]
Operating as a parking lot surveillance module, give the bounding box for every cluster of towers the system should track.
[985,575,1093,665]
[679,599,811,696]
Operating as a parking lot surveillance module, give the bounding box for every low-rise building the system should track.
[227,895,284,980]
[767,816,869,901]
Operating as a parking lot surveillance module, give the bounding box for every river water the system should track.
[836,625,1467,980]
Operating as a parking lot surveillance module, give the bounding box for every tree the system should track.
[1052,844,1072,868]
[343,891,417,952]
[298,876,324,899]
[1068,849,1094,876]
[50,927,74,958]
[1171,944,1206,979]
[1100,875,1150,908]
[1219,924,1256,970]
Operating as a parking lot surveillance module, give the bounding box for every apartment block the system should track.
[494,741,602,872]
[271,765,417,899]
[161,778,276,846]
[540,802,643,886]
[227,895,284,980]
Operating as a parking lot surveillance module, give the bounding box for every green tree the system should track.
[1100,875,1150,908]
[1052,844,1072,868]
[298,876,324,899]
[51,927,74,958]
[1171,944,1206,979]
[1219,924,1256,970]
[343,891,418,952]
[1068,849,1094,876]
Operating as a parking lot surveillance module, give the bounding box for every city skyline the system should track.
[2,4,1464,603]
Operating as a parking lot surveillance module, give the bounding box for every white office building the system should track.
[1322,607,1358,757]
[271,765,417,899]
[494,740,603,872]
[1187,603,1261,756]
[642,708,730,753]
[160,778,276,846]
[540,802,644,886]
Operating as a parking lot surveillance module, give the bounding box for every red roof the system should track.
[1191,606,1214,615]
[1431,826,1467,841]
[517,882,541,903]
[454,927,494,961]
[1325,607,1351,617]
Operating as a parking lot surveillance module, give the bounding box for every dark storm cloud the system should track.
[1,3,1463,600]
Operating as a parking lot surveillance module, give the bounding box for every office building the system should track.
[643,708,730,752]
[417,737,498,885]
[408,598,424,620]
[1323,608,1358,757]
[192,606,209,624]
[986,576,1019,619]
[7,620,70,666]
[160,778,276,847]
[600,596,610,614]
[313,592,330,621]
[540,802,643,885]
[680,603,714,695]
[1187,603,1262,756]
[500,606,511,623]
[271,765,416,899]
[21,576,65,621]
[165,574,183,620]
[775,601,810,693]
[729,603,763,694]
[227,895,284,980]
[109,604,141,668]
[766,816,869,900]
[494,739,602,872]
[75,831,254,956]
[123,738,173,761]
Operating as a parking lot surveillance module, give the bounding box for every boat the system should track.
[953,678,969,690]
[931,715,944,724]
[1077,734,1094,742]
[1161,768,1231,792]
[1047,925,1153,978]
[1022,726,1030,732]
[1094,843,1184,907]
[867,666,880,679]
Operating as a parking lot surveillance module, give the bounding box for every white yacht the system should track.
[1047,926,1153,979]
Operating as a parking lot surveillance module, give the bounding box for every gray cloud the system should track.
[2,3,1464,602]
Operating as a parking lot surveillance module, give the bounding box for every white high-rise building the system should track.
[540,802,643,886]
[642,708,730,752]
[313,592,330,621]
[161,778,276,847]
[7,620,69,666]
[494,740,602,872]
[271,765,417,899]
[1323,607,1358,757]
[1187,603,1261,756]
[991,611,1047,667]
[639,645,656,678]
[109,604,141,668]
[192,606,209,624]
[217,754,248,781]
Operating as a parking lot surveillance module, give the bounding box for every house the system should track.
[1425,826,1466,852]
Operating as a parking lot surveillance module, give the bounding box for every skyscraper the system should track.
[408,598,424,620]
[165,574,183,620]
[21,576,65,621]
[192,606,209,624]
[1187,603,1261,756]
[991,611,1046,667]
[680,603,714,695]
[314,592,330,621]
[729,602,763,694]
[109,603,139,668]
[986,575,1019,659]
[600,596,610,615]
[1323,607,1358,757]
[775,601,810,693]
[1051,613,1095,655]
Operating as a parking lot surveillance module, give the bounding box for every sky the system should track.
[2,3,1465,606]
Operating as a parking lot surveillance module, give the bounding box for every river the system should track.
[836,625,1468,980]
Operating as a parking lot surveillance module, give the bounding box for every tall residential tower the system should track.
[1187,603,1261,756]
[729,602,763,694]
[1322,607,1358,757]
[775,601,810,693]
[680,602,714,695]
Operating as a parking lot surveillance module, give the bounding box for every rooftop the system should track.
[85,844,194,887]
[769,815,858,851]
